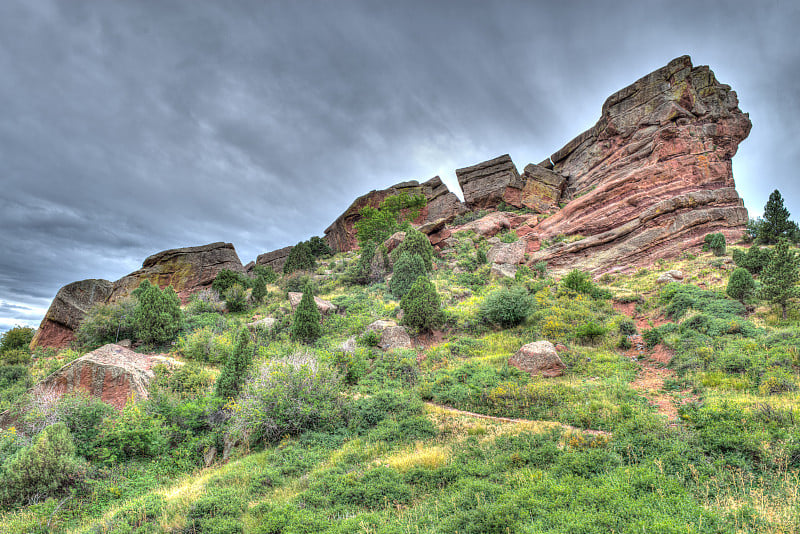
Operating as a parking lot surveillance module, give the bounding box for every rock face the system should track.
[30,279,113,350]
[509,341,566,378]
[33,344,178,410]
[288,292,337,315]
[255,245,294,272]
[111,242,244,303]
[527,56,750,272]
[324,176,465,252]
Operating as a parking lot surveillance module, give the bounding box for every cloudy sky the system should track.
[1,0,798,332]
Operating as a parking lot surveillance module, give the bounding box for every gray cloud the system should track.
[1,0,799,331]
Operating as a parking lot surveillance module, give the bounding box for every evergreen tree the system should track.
[758,190,795,244]
[283,241,316,274]
[391,227,435,271]
[760,238,800,319]
[390,252,427,298]
[251,275,267,304]
[704,233,726,256]
[307,236,333,258]
[291,283,322,343]
[132,280,182,346]
[224,283,248,312]
[400,275,442,333]
[346,241,376,285]
[726,268,756,302]
[215,327,253,399]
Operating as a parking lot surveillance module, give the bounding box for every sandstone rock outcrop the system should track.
[30,279,113,350]
[255,245,294,272]
[33,344,178,410]
[324,176,465,252]
[288,292,337,315]
[526,55,750,272]
[111,242,245,303]
[509,341,566,378]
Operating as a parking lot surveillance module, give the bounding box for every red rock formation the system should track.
[526,55,750,272]
[110,242,244,303]
[255,245,294,272]
[324,176,465,252]
[33,344,178,410]
[30,279,113,350]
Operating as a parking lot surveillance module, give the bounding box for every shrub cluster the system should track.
[400,276,442,333]
[480,286,533,328]
[132,280,183,346]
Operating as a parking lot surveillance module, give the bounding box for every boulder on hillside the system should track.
[288,292,337,315]
[456,212,513,238]
[33,344,180,410]
[509,341,566,378]
[656,270,684,284]
[456,154,521,209]
[382,231,406,253]
[247,317,277,331]
[487,239,526,265]
[30,279,113,350]
[110,242,245,304]
[365,320,413,350]
[490,263,518,279]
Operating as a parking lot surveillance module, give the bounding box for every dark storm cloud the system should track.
[1,0,799,330]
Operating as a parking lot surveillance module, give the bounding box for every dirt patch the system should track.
[415,329,446,349]
[622,344,697,422]
[612,301,637,317]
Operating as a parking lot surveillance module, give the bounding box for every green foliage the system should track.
[703,232,727,256]
[618,319,637,336]
[400,276,441,333]
[251,275,267,304]
[224,283,248,312]
[452,209,489,226]
[480,286,533,328]
[184,289,226,316]
[94,403,168,462]
[283,241,317,274]
[307,236,333,258]
[726,268,756,302]
[391,227,434,271]
[55,393,116,458]
[758,368,797,395]
[212,268,251,295]
[227,355,343,445]
[660,283,746,321]
[215,327,254,399]
[345,241,377,285]
[291,283,322,343]
[1,423,83,505]
[0,326,34,353]
[575,321,608,344]
[390,252,427,299]
[732,245,773,274]
[561,269,594,294]
[499,229,518,243]
[354,192,426,246]
[758,189,796,244]
[132,280,183,346]
[76,298,136,348]
[283,273,315,294]
[760,238,800,319]
[252,264,279,284]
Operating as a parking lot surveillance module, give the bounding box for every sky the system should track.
[1,0,799,332]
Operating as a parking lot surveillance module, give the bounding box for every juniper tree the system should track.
[131,280,182,346]
[283,241,316,274]
[251,275,267,304]
[215,327,254,399]
[726,267,756,303]
[400,275,442,333]
[290,283,322,343]
[390,252,426,299]
[391,227,434,271]
[760,238,800,319]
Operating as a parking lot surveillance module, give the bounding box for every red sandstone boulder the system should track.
[255,245,294,272]
[455,212,513,238]
[288,292,337,315]
[33,344,179,410]
[509,341,566,378]
[30,279,113,350]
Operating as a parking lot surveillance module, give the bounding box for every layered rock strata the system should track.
[324,176,465,252]
[30,279,113,349]
[255,245,294,272]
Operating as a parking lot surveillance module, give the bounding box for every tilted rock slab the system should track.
[30,279,113,350]
[527,55,750,272]
[324,176,465,252]
[255,245,294,272]
[33,343,179,410]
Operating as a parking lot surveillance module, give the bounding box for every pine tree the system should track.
[391,228,434,271]
[759,190,794,244]
[400,275,441,333]
[390,252,426,298]
[760,238,800,319]
[215,327,253,399]
[283,241,316,274]
[726,268,756,303]
[291,283,322,343]
[251,275,267,304]
[132,280,182,346]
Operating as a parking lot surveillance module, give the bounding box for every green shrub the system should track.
[251,275,267,304]
[291,283,322,343]
[252,264,279,283]
[0,326,35,353]
[732,246,773,275]
[283,273,315,294]
[283,241,317,275]
[726,268,756,302]
[390,252,427,299]
[55,393,116,458]
[391,227,434,271]
[224,283,248,312]
[1,423,83,505]
[758,369,797,395]
[94,403,167,462]
[561,269,594,294]
[703,233,727,256]
[480,286,533,328]
[76,298,136,348]
[345,241,377,285]
[575,321,607,344]
[132,280,182,346]
[184,289,225,316]
[215,327,254,399]
[354,192,426,246]
[499,229,518,243]
[357,329,381,347]
[177,326,236,363]
[642,328,663,348]
[307,236,333,258]
[661,283,745,320]
[227,355,343,445]
[212,269,250,295]
[533,261,548,278]
[400,276,442,333]
[618,319,637,336]
[617,336,632,350]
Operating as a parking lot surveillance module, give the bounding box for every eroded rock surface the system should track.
[509,341,566,378]
[33,344,179,410]
[255,245,294,272]
[288,292,337,315]
[30,279,113,350]
[365,320,412,350]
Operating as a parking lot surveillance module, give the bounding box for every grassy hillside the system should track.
[1,233,798,533]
